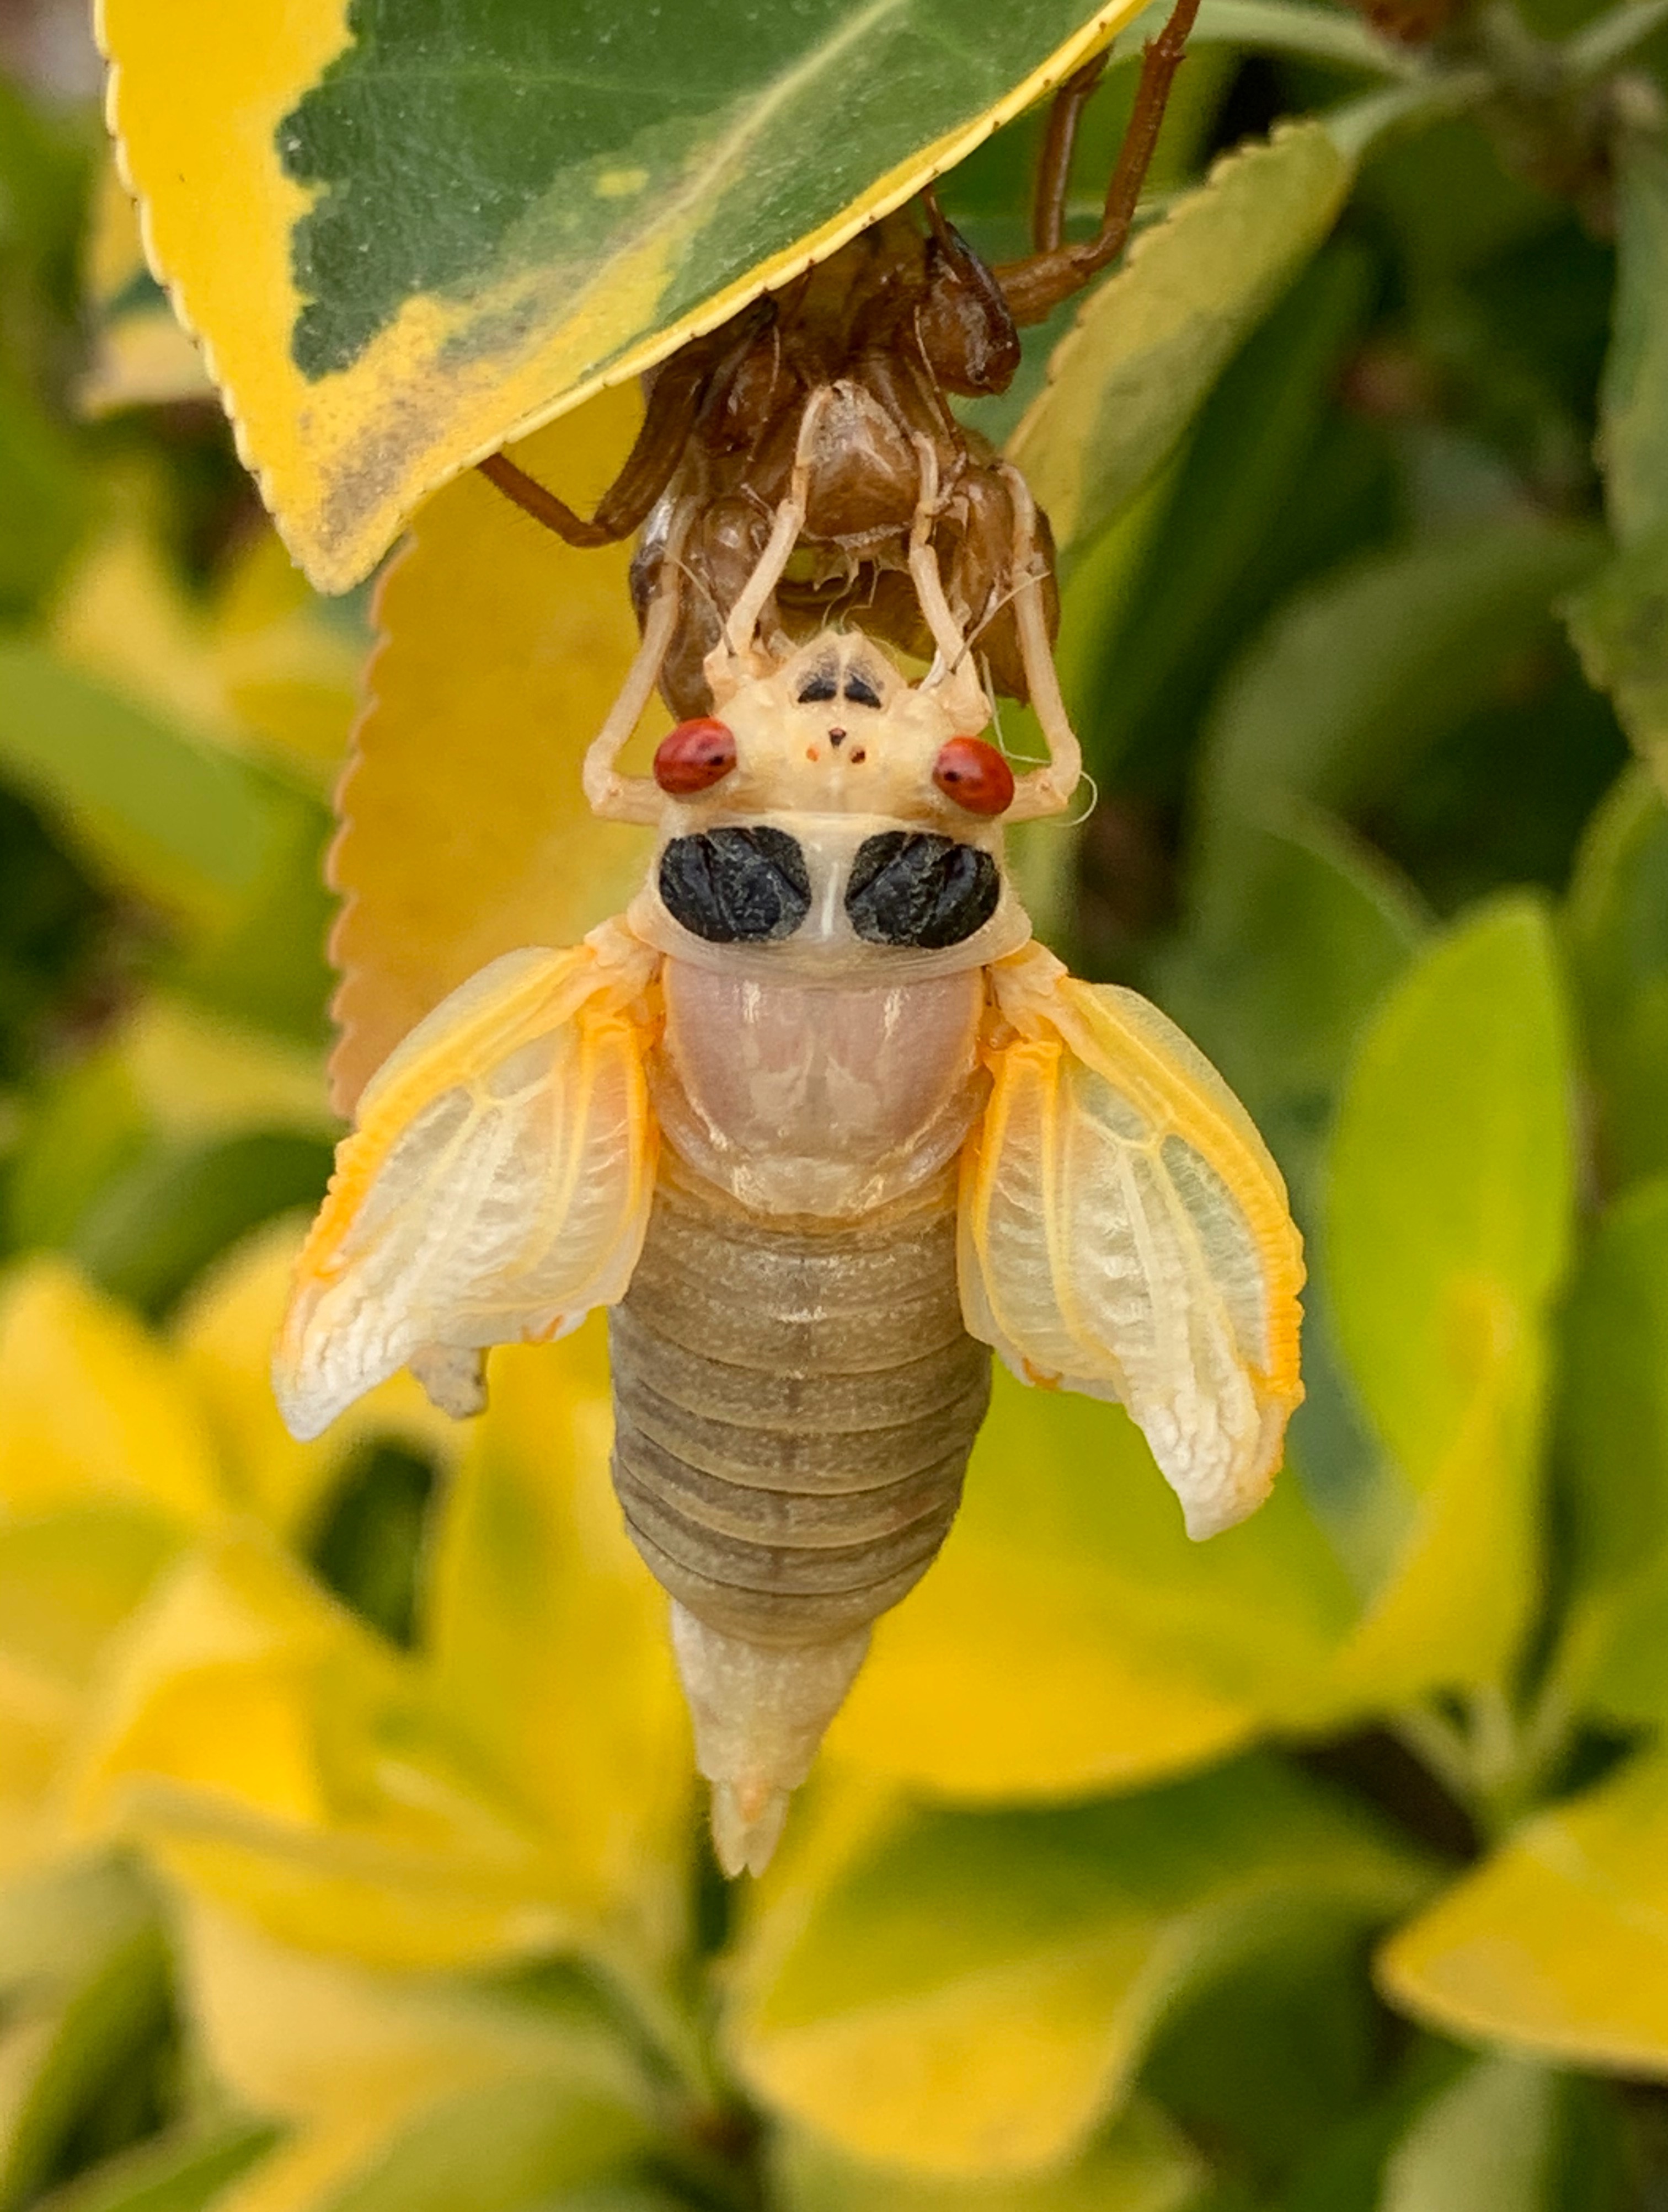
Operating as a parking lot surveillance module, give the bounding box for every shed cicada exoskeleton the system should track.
[275,410,1305,1876]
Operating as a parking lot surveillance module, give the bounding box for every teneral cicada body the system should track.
[276,433,1305,1875]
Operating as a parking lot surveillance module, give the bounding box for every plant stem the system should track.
[1325,66,1494,162]
[1194,0,1428,74]
[1565,0,1668,77]
[1113,0,1425,75]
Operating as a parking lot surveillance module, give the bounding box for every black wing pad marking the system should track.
[659,827,812,944]
[844,832,1001,950]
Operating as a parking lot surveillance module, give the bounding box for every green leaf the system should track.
[1320,897,1575,1702]
[1159,801,1425,1202]
[1377,2055,1623,2212]
[163,1900,653,2212]
[307,1438,436,1650]
[1138,1911,1385,2184]
[725,1756,1428,2177]
[28,2119,282,2212]
[6,1051,152,1253]
[1200,524,1606,841]
[0,368,88,622]
[772,2102,1204,2212]
[1567,124,1668,792]
[1597,127,1668,546]
[0,1860,173,2212]
[1189,0,1419,72]
[307,2074,649,2212]
[0,645,287,933]
[1009,120,1352,564]
[1553,1176,1668,1724]
[1071,239,1379,790]
[1564,764,1668,1190]
[1564,523,1668,792]
[66,1129,333,1320]
[104,0,1154,588]
[168,790,338,1045]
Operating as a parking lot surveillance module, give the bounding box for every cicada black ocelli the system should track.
[275,411,1305,1878]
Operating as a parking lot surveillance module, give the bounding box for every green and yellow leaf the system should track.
[727,1757,1426,2177]
[71,1527,569,1973]
[1380,1747,1668,2076]
[1309,898,1574,1712]
[100,0,1154,590]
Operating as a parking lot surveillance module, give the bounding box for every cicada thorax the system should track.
[605,629,1027,1873]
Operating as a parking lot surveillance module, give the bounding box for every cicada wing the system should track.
[275,938,659,1442]
[960,952,1305,1539]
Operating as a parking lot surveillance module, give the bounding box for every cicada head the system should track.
[661,629,1014,830]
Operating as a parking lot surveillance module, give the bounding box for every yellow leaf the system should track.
[0,1509,184,1875]
[1310,1286,1543,1718]
[0,1258,222,1525]
[830,1372,1354,1799]
[49,501,359,792]
[49,504,228,740]
[171,1215,460,1541]
[176,1902,648,2212]
[119,998,333,1143]
[1379,1748,1668,2076]
[0,1682,74,1879]
[773,2102,1204,2212]
[72,1529,570,1970]
[327,389,654,1111]
[211,529,362,788]
[99,0,1152,590]
[425,1324,693,1954]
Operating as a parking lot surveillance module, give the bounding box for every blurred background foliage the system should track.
[3,0,1668,2205]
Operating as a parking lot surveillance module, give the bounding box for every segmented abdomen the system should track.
[608,1155,990,1649]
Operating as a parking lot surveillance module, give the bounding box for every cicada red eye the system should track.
[933,736,1014,817]
[654,717,737,795]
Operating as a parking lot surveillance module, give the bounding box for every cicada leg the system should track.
[581,494,697,823]
[705,384,838,699]
[995,0,1202,326]
[906,439,992,736]
[999,463,1082,822]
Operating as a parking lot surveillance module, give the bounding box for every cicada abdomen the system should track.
[612,1164,986,1874]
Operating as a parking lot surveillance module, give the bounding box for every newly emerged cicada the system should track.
[276,409,1305,1876]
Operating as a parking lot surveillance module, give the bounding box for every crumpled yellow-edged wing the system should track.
[98,0,1152,591]
[960,946,1304,1540]
[275,932,658,1442]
